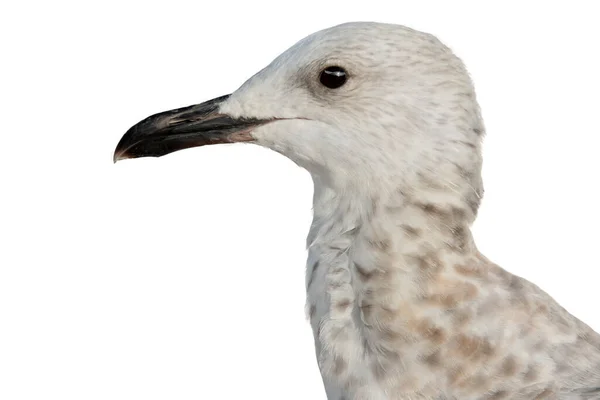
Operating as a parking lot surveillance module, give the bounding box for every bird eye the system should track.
[319,66,347,89]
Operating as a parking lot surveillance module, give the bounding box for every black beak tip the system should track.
[113,131,135,163]
[113,145,124,164]
[113,150,125,163]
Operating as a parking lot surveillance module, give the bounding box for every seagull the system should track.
[114,22,600,400]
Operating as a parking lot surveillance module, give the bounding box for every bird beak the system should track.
[113,94,270,162]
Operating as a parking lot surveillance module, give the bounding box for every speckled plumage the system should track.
[119,21,600,399]
[220,22,600,399]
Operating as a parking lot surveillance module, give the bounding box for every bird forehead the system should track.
[288,22,448,63]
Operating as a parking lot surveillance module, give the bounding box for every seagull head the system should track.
[115,22,484,217]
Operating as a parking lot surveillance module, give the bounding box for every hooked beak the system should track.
[113,94,270,162]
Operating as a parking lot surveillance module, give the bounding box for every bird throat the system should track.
[304,184,478,397]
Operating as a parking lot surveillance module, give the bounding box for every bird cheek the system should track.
[251,121,318,166]
[251,119,294,142]
[249,121,283,147]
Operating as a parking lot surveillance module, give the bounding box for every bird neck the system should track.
[305,180,480,391]
[306,180,479,258]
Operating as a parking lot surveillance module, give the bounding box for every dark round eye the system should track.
[319,66,347,89]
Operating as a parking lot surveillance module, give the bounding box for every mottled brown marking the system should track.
[368,238,391,251]
[455,334,480,357]
[354,262,376,282]
[424,281,478,308]
[523,364,539,383]
[450,309,472,328]
[423,350,441,367]
[336,299,352,312]
[453,224,467,236]
[447,225,469,252]
[416,319,446,344]
[454,263,485,278]
[400,224,421,238]
[415,253,443,275]
[419,202,444,216]
[450,206,468,221]
[333,357,347,375]
[487,390,508,399]
[508,275,525,290]
[416,203,469,226]
[451,139,476,149]
[534,388,554,399]
[534,304,549,316]
[447,368,464,385]
[481,338,495,356]
[453,334,495,359]
[500,356,518,376]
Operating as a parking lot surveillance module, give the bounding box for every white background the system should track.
[1,1,599,399]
